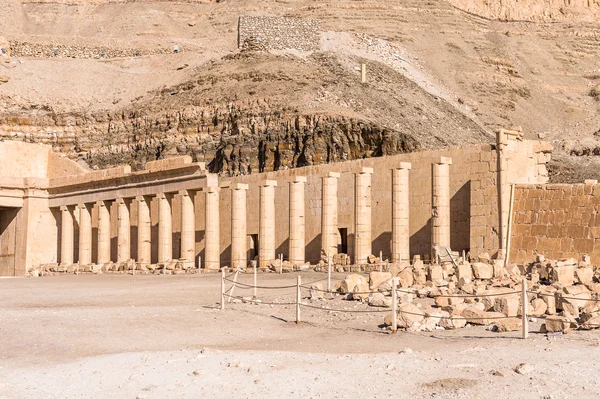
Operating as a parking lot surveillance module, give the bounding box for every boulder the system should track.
[472,262,493,279]
[369,292,392,307]
[339,274,367,294]
[397,303,426,329]
[369,271,392,290]
[398,268,414,288]
[575,267,594,285]
[462,307,504,325]
[428,264,443,282]
[530,298,548,317]
[543,315,571,333]
[550,265,575,286]
[559,285,591,312]
[438,315,467,329]
[421,310,449,331]
[352,283,371,301]
[376,278,393,295]
[580,313,600,330]
[456,263,472,280]
[493,318,522,332]
[494,297,520,317]
[540,288,557,314]
[309,282,325,299]
[165,259,178,270]
[413,267,427,285]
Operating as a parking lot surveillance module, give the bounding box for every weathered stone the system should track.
[462,307,504,325]
[368,292,392,307]
[413,268,427,285]
[456,262,472,280]
[530,298,548,317]
[550,265,575,286]
[428,264,443,282]
[575,267,594,285]
[494,297,519,317]
[309,282,325,299]
[369,271,392,290]
[339,274,367,294]
[559,285,591,313]
[438,315,467,329]
[472,262,493,279]
[397,303,426,329]
[352,283,371,301]
[493,318,522,332]
[543,315,570,333]
[398,268,414,288]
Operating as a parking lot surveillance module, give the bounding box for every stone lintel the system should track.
[145,156,193,172]
[585,179,598,185]
[231,183,249,190]
[436,157,453,165]
[398,162,412,170]
[261,179,278,187]
[205,185,220,193]
[156,192,175,200]
[292,176,307,183]
[178,189,198,197]
[358,167,374,174]
[327,172,341,179]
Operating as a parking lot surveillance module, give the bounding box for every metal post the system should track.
[379,250,383,272]
[296,275,301,324]
[220,268,225,310]
[253,264,258,299]
[522,277,528,339]
[392,277,398,333]
[361,63,366,83]
[280,253,283,274]
[327,255,332,293]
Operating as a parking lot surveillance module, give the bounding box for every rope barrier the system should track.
[300,302,390,313]
[224,293,295,306]
[224,278,297,290]
[528,290,600,302]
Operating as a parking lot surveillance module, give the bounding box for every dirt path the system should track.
[1,273,599,398]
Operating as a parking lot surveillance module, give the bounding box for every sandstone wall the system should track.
[0,141,50,178]
[238,16,321,51]
[9,41,177,59]
[448,0,600,22]
[510,182,600,264]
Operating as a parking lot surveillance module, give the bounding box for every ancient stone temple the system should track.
[0,131,552,276]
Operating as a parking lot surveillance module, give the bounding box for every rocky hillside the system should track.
[0,0,599,180]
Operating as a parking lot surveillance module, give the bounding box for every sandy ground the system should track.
[1,272,600,398]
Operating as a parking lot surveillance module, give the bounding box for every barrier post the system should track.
[227,270,240,303]
[296,275,301,324]
[280,253,283,274]
[327,255,332,293]
[522,277,528,339]
[379,251,383,272]
[392,277,398,333]
[253,264,257,299]
[220,268,225,310]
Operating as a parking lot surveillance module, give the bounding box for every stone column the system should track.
[432,157,452,250]
[179,190,196,269]
[289,176,306,266]
[231,183,249,270]
[96,200,111,264]
[60,205,74,265]
[355,167,374,265]
[78,203,92,266]
[259,179,277,268]
[136,196,152,267]
[392,162,411,263]
[116,198,131,263]
[321,172,340,257]
[157,193,174,263]
[204,186,220,270]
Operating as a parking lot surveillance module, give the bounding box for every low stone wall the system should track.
[509,182,600,264]
[9,41,178,59]
[238,16,321,51]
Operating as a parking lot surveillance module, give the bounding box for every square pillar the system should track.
[204,186,220,270]
[289,176,306,266]
[157,193,174,263]
[116,198,131,263]
[321,172,340,257]
[432,157,452,250]
[78,203,92,266]
[231,183,249,270]
[136,196,152,267]
[179,190,196,269]
[60,205,74,265]
[392,162,411,263]
[96,200,111,265]
[259,179,277,268]
[354,167,374,265]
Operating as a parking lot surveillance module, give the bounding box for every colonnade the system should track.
[58,158,453,268]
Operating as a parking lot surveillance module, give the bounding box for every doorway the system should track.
[0,207,18,276]
[338,228,348,254]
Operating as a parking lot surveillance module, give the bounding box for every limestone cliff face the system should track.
[447,0,600,21]
[0,108,420,176]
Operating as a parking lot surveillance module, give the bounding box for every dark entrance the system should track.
[338,228,348,254]
[0,207,18,276]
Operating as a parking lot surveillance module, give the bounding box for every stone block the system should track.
[493,318,522,332]
[494,297,519,317]
[369,271,392,290]
[472,262,493,279]
[550,265,575,285]
[543,315,570,333]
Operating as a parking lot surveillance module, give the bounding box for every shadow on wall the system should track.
[373,232,392,259]
[450,180,471,253]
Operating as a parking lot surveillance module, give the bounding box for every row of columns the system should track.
[59,157,452,268]
[59,187,221,269]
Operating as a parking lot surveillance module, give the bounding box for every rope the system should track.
[224,278,297,290]
[300,302,390,313]
[528,290,600,303]
[223,293,295,306]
